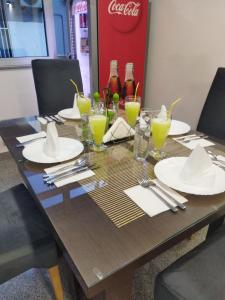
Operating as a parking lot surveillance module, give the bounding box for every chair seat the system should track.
[154,224,225,300]
[0,184,58,284]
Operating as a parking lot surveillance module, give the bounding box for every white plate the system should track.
[168,120,191,136]
[58,108,81,120]
[22,137,84,163]
[154,157,225,195]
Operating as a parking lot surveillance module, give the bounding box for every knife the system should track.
[43,163,90,182]
[46,165,98,185]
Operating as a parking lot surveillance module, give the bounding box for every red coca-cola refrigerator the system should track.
[97,0,149,106]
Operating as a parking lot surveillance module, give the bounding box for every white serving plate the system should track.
[58,108,81,120]
[154,157,225,195]
[22,137,84,163]
[169,120,191,136]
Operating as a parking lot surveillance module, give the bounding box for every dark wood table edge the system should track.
[1,117,225,299]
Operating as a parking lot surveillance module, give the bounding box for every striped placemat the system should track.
[78,145,154,228]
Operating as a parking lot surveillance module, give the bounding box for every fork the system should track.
[140,178,186,210]
[42,157,86,179]
[138,178,178,213]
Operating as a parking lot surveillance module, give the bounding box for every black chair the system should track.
[154,224,225,300]
[32,59,83,115]
[0,184,64,300]
[197,68,225,141]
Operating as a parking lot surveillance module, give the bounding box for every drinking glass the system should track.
[76,93,92,142]
[89,110,107,152]
[133,123,150,161]
[76,93,91,116]
[125,96,141,128]
[149,110,171,160]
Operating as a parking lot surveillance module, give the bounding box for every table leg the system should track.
[206,216,225,239]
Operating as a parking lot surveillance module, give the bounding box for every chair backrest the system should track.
[197,68,225,141]
[32,59,83,115]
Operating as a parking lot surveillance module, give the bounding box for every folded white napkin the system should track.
[43,122,59,158]
[124,179,187,217]
[180,145,215,187]
[174,136,215,150]
[158,104,167,120]
[44,160,95,188]
[16,131,46,143]
[103,117,135,143]
[73,94,81,117]
[0,136,8,153]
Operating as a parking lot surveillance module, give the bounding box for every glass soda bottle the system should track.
[108,60,122,100]
[122,62,136,99]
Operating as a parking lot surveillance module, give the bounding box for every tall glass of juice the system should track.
[125,96,141,128]
[149,110,171,160]
[76,93,91,116]
[76,93,92,143]
[89,110,107,152]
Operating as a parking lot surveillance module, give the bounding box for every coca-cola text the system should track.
[108,0,140,17]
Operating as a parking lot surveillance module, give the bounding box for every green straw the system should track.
[134,82,140,101]
[167,97,182,118]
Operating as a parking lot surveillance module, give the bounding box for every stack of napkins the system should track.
[43,122,59,158]
[103,117,135,143]
[124,179,187,217]
[180,144,215,188]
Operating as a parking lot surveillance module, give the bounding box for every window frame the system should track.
[0,0,56,69]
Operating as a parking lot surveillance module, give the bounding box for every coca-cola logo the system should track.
[107,0,142,33]
[108,0,140,16]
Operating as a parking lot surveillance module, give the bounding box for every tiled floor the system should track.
[0,151,207,299]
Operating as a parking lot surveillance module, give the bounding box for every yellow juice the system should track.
[125,101,140,127]
[77,97,91,115]
[151,118,171,150]
[89,115,107,145]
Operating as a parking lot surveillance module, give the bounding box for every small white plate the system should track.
[58,108,81,120]
[169,120,191,136]
[154,157,225,195]
[22,137,84,163]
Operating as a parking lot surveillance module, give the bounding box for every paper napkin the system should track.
[124,179,187,217]
[180,145,215,187]
[216,155,225,163]
[16,131,46,143]
[43,122,59,158]
[103,117,135,143]
[44,160,95,188]
[174,136,215,150]
[36,117,47,125]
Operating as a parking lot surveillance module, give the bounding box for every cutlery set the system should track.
[16,136,46,148]
[138,178,186,213]
[42,115,65,125]
[43,158,98,185]
[176,133,208,143]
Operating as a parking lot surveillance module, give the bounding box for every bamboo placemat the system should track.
[78,145,154,228]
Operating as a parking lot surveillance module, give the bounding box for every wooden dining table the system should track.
[0,116,225,300]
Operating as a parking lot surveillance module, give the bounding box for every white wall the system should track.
[1,0,225,124]
[0,68,38,121]
[145,0,225,129]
